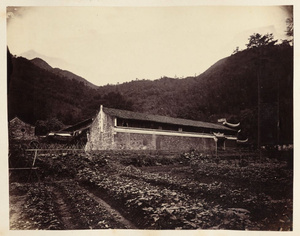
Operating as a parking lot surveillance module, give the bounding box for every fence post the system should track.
[32,149,38,167]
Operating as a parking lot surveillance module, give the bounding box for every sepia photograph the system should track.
[1,1,297,235]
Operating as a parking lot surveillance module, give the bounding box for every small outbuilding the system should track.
[47,118,93,145]
[9,117,36,140]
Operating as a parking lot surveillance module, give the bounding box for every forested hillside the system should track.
[8,55,99,125]
[95,44,293,145]
[7,43,293,146]
[30,58,97,89]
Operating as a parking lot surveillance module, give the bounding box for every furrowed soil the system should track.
[9,149,293,230]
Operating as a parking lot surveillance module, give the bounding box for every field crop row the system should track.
[10,182,63,230]
[77,164,254,230]
[54,181,128,229]
[10,150,293,230]
[10,180,130,229]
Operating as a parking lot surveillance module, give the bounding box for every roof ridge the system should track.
[9,116,34,127]
[102,106,234,131]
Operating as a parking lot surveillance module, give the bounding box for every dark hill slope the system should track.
[8,44,293,145]
[30,58,53,71]
[190,45,293,144]
[8,56,99,125]
[96,44,293,144]
[97,44,292,120]
[30,57,98,89]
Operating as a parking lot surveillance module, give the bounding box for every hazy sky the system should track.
[7,6,292,86]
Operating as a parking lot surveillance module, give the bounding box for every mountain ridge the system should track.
[29,57,98,89]
[8,44,293,145]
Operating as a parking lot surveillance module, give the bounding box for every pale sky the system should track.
[7,6,291,86]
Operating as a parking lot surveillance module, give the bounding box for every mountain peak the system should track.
[20,50,45,60]
[30,57,53,71]
[28,56,97,89]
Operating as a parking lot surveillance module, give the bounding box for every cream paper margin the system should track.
[0,1,298,236]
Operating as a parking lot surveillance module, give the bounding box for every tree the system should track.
[101,91,133,111]
[232,46,239,55]
[284,17,293,46]
[246,33,277,49]
[286,17,294,37]
[7,47,13,93]
[35,118,65,135]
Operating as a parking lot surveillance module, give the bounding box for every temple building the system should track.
[85,106,238,152]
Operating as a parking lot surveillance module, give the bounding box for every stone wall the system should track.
[114,132,156,150]
[85,109,217,153]
[86,117,216,152]
[85,108,115,151]
[114,132,215,152]
[157,135,216,152]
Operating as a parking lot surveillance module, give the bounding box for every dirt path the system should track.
[51,181,136,229]
[50,186,75,230]
[10,181,136,230]
[9,195,33,230]
[84,189,136,229]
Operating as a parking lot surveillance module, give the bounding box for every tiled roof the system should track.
[103,107,234,131]
[9,117,35,127]
[60,118,93,132]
